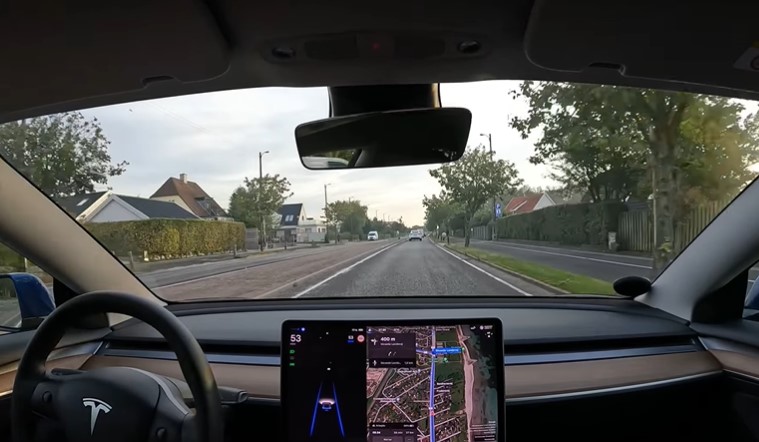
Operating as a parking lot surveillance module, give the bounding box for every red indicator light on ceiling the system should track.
[371,42,381,51]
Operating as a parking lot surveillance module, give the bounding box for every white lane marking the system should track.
[476,240,653,262]
[476,242,651,270]
[435,244,532,296]
[292,242,401,298]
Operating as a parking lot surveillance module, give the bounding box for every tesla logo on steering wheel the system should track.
[82,397,112,435]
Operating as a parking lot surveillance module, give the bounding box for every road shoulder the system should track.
[433,242,556,296]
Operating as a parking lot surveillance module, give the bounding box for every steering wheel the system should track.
[11,291,223,442]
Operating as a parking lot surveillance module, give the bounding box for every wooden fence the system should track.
[617,199,730,253]
[617,210,652,252]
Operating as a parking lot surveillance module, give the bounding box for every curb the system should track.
[441,244,570,295]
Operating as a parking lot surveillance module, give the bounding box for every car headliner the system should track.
[0,0,757,324]
[2,0,758,123]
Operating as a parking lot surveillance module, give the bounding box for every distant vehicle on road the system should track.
[409,230,423,241]
[302,156,350,169]
[367,231,378,241]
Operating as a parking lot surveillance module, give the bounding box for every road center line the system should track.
[435,244,532,296]
[478,242,651,269]
[292,241,401,298]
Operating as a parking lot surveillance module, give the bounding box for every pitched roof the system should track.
[547,191,583,206]
[150,177,227,218]
[278,203,303,227]
[116,195,198,220]
[56,191,107,217]
[504,195,544,215]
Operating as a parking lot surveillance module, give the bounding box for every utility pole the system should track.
[324,183,333,244]
[258,151,269,250]
[480,133,497,241]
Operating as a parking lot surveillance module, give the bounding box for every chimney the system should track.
[179,173,187,183]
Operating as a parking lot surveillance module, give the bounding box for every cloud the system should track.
[80,82,550,226]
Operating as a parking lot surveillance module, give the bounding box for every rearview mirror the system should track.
[0,273,54,328]
[295,108,471,169]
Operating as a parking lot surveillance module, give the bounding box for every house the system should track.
[57,191,198,223]
[274,203,327,242]
[150,173,230,220]
[299,217,327,243]
[276,203,305,242]
[504,193,556,216]
[546,191,584,206]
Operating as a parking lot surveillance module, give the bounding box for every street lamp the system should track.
[259,150,270,179]
[480,133,493,156]
[258,151,270,250]
[480,133,497,241]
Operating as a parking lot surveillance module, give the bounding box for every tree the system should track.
[0,112,128,197]
[326,199,368,240]
[429,147,523,247]
[423,194,460,234]
[228,174,293,239]
[510,82,759,269]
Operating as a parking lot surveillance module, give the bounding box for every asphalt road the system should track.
[469,239,759,288]
[300,239,546,298]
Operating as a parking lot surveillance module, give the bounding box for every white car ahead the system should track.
[367,231,378,241]
[408,230,423,241]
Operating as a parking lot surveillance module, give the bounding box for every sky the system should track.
[79,81,553,226]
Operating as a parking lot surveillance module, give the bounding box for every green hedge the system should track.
[495,202,625,246]
[0,244,25,272]
[87,219,246,259]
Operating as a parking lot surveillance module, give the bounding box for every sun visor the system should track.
[0,0,230,117]
[523,0,759,94]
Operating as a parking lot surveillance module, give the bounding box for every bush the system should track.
[496,202,625,246]
[87,219,246,260]
[0,244,25,272]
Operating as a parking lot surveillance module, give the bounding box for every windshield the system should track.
[1,81,757,302]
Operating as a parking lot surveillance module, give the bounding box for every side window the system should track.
[0,243,54,330]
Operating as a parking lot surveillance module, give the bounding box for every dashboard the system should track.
[76,297,739,441]
[92,297,719,402]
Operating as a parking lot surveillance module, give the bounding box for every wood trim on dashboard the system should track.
[709,349,759,379]
[506,351,720,398]
[84,351,721,401]
[0,354,94,396]
[83,356,280,399]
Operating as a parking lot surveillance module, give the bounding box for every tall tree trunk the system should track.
[650,128,679,272]
[464,217,471,247]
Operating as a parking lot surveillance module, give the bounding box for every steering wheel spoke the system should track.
[150,410,198,442]
[28,372,67,420]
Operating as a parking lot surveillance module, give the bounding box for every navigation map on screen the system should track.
[282,320,503,442]
[366,324,499,442]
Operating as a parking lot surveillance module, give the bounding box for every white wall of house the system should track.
[299,218,326,242]
[88,199,146,223]
[534,194,556,211]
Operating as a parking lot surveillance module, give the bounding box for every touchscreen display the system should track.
[282,320,504,442]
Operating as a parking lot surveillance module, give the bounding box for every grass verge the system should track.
[448,244,615,295]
